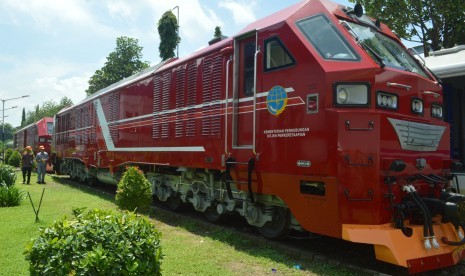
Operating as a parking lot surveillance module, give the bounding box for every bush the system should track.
[4,148,13,164]
[115,166,152,212]
[8,150,21,167]
[0,164,17,187]
[0,183,25,207]
[24,208,162,275]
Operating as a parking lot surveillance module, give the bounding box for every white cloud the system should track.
[106,1,137,22]
[218,0,257,26]
[0,56,89,126]
[33,74,90,104]
[0,0,118,37]
[1,0,93,28]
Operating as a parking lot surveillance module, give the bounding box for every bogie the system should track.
[147,167,295,237]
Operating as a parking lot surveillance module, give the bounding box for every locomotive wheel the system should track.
[165,196,182,211]
[204,206,224,223]
[257,207,290,239]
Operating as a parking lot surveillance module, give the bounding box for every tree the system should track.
[0,123,14,141]
[21,108,26,127]
[86,36,150,95]
[350,0,465,56]
[214,26,223,38]
[24,97,73,125]
[158,10,180,60]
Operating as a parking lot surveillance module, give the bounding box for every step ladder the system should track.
[225,157,255,203]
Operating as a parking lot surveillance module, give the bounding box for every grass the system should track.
[0,171,363,276]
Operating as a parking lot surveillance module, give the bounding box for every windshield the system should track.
[342,21,429,79]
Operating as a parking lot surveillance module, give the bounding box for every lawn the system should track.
[0,171,361,275]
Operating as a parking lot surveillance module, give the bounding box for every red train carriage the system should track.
[15,117,54,171]
[53,0,465,273]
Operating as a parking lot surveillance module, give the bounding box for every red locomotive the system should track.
[15,117,54,171]
[53,0,465,273]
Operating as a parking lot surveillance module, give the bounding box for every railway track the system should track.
[56,176,465,276]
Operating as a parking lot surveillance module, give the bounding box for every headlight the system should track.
[333,83,370,107]
[376,91,398,110]
[411,98,423,115]
[431,103,443,119]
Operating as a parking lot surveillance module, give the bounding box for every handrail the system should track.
[253,46,261,155]
[387,82,412,90]
[224,57,232,155]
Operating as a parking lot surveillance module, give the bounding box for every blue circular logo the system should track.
[266,85,288,116]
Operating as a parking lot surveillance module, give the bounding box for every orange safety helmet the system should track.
[26,146,32,150]
[39,145,45,150]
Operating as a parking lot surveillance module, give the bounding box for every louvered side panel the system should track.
[76,108,82,145]
[65,114,70,146]
[186,62,197,137]
[202,57,213,136]
[152,75,162,139]
[90,103,97,144]
[210,55,223,136]
[108,92,120,143]
[161,72,171,139]
[83,107,89,144]
[175,67,186,138]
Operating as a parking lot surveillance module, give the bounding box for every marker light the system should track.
[431,103,443,119]
[376,91,398,110]
[411,98,423,115]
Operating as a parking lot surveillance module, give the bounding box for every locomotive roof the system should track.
[236,1,306,36]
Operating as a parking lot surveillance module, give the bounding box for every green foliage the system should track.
[350,0,465,55]
[0,164,17,187]
[4,148,13,164]
[0,184,25,207]
[8,150,21,167]
[214,26,223,38]
[116,166,152,213]
[24,208,162,275]
[158,10,180,60]
[21,108,26,127]
[24,97,73,126]
[86,36,150,95]
[0,123,15,142]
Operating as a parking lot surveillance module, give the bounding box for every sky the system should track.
[0,0,354,127]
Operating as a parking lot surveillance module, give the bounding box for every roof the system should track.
[425,45,465,78]
[236,1,306,37]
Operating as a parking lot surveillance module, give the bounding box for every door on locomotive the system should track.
[233,33,259,150]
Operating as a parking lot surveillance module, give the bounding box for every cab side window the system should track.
[264,38,295,71]
[243,41,256,96]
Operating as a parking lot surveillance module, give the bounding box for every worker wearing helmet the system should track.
[35,145,48,184]
[21,146,34,184]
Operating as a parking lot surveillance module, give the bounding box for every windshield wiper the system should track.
[341,21,385,68]
[359,42,385,68]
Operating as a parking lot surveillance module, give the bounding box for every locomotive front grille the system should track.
[388,118,446,152]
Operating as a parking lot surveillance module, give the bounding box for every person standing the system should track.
[21,146,34,184]
[35,145,48,184]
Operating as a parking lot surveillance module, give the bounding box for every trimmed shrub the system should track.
[24,208,162,275]
[0,164,17,187]
[0,183,25,207]
[4,148,13,164]
[115,166,152,212]
[8,150,21,167]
